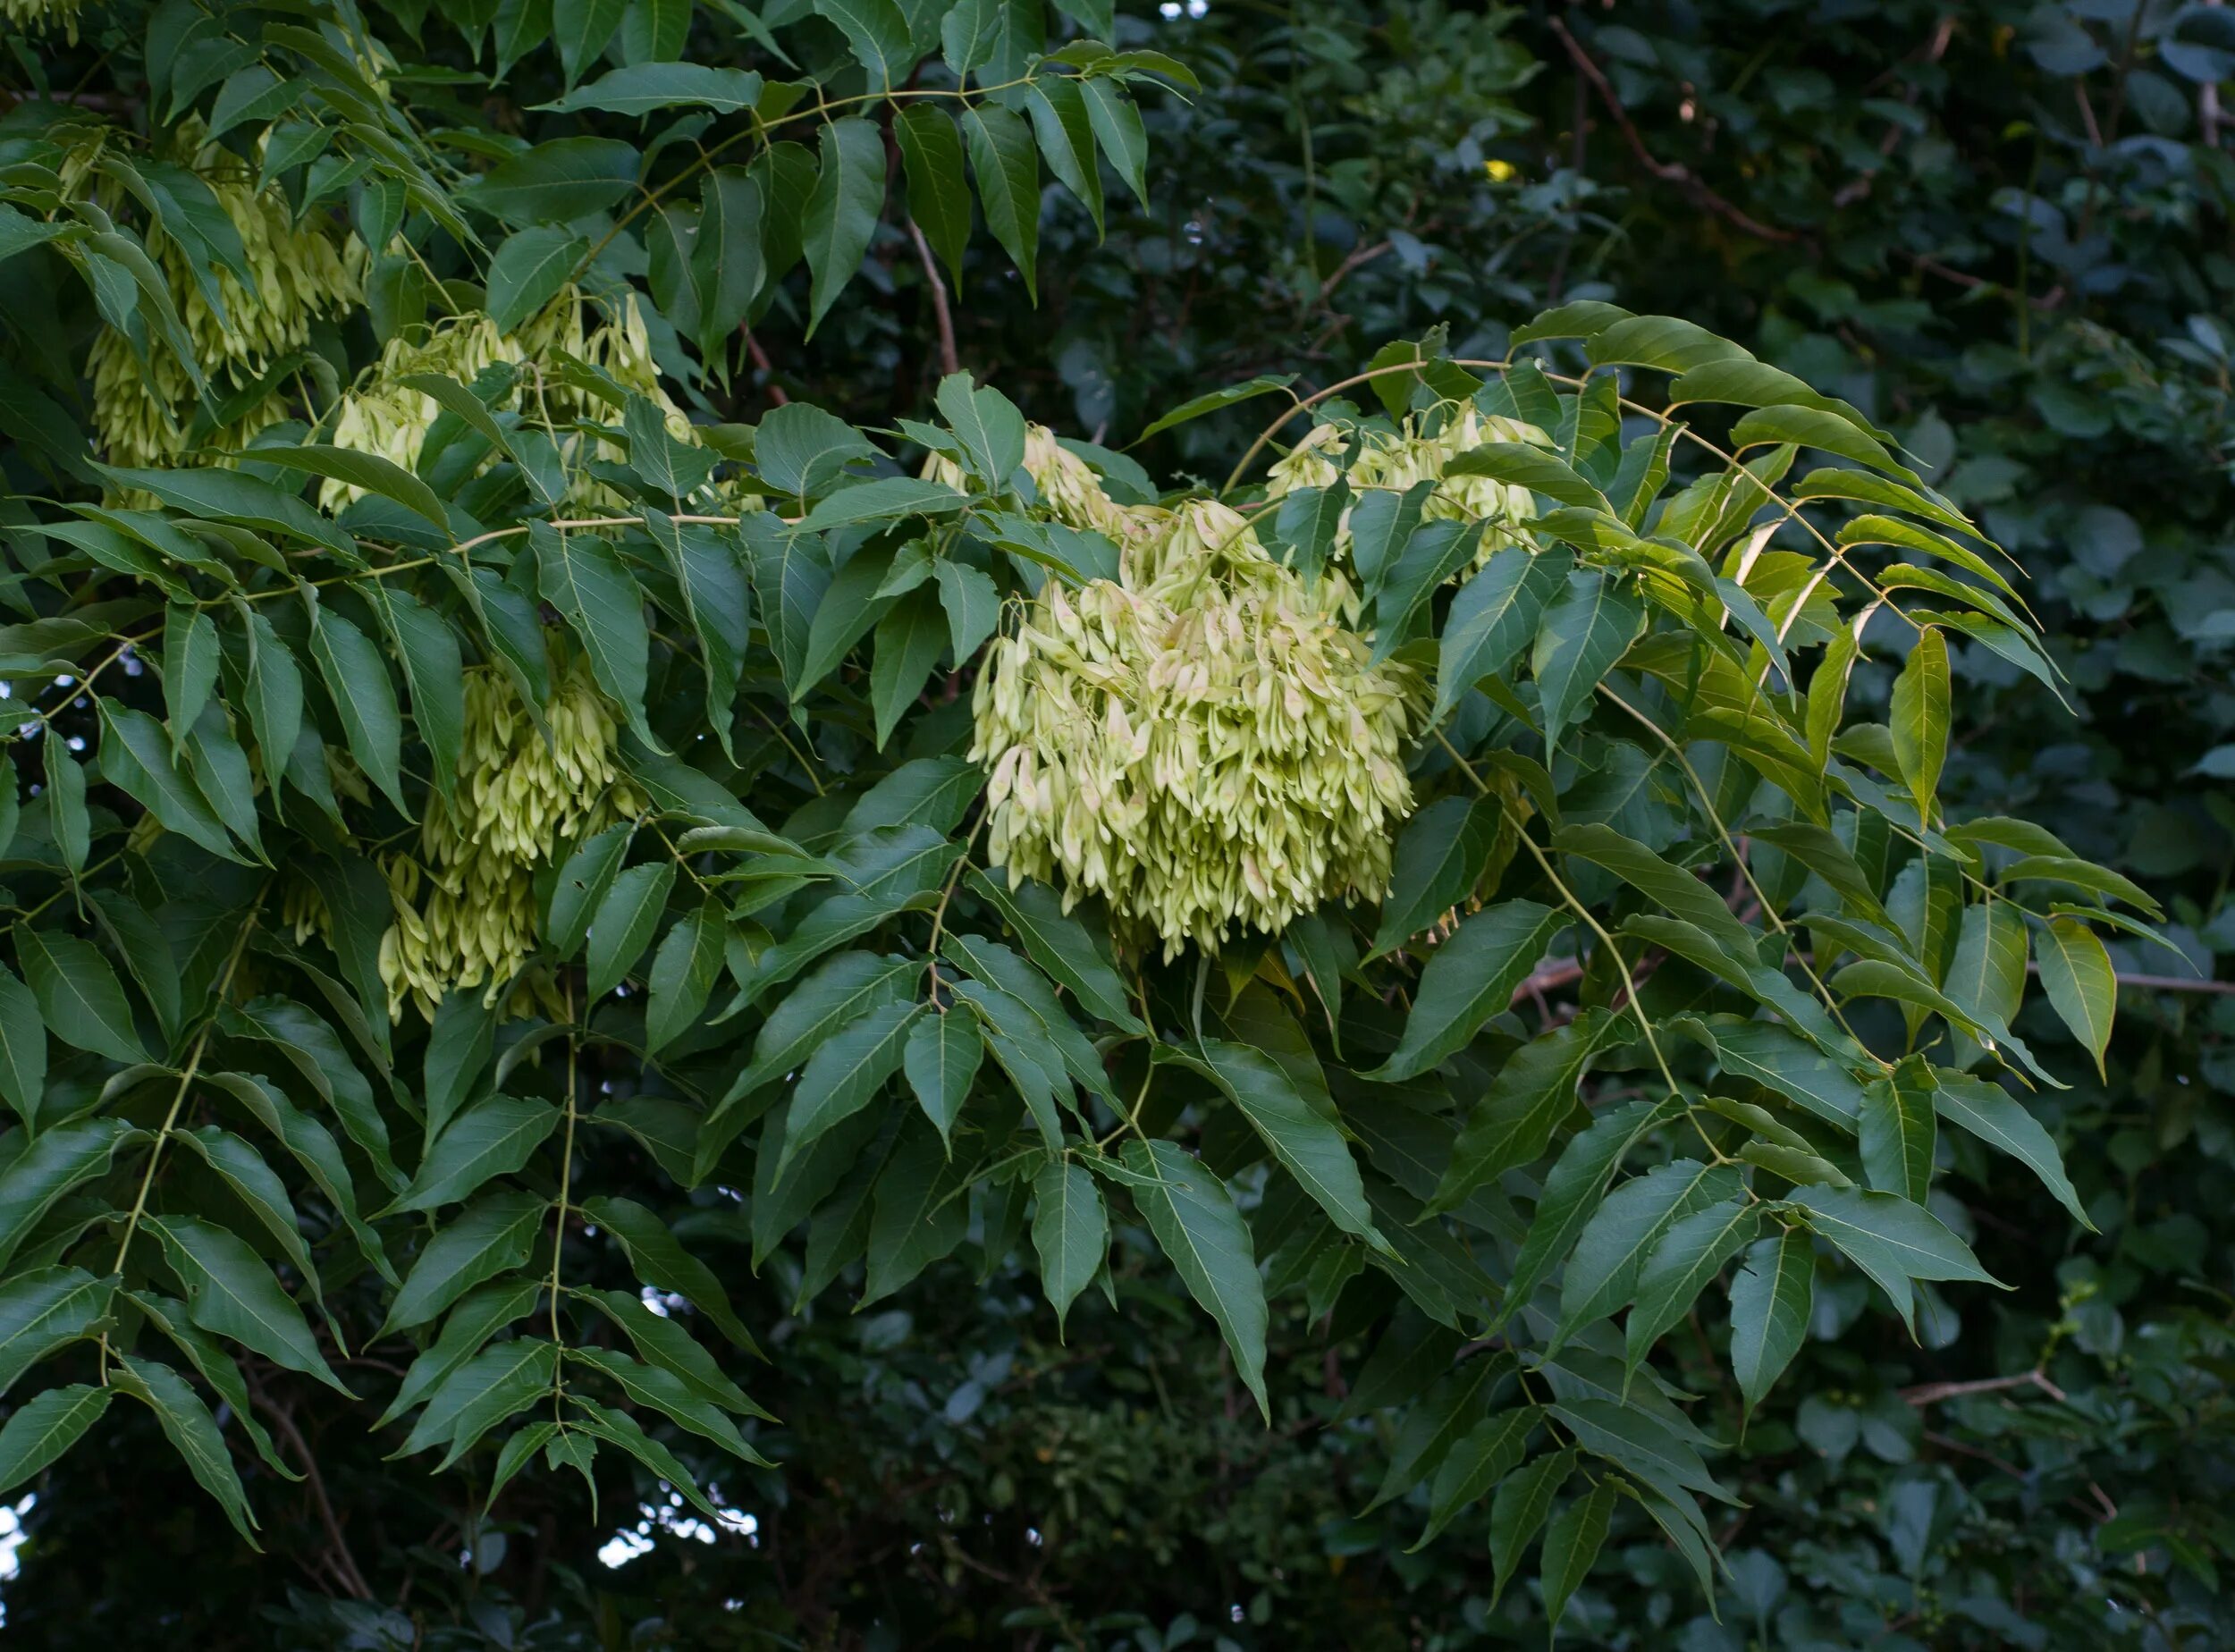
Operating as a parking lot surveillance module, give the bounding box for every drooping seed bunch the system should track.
[1264,402,1547,576]
[924,422,1153,541]
[320,287,713,513]
[377,661,643,1021]
[972,496,1423,958]
[2,0,79,42]
[318,310,522,505]
[88,122,363,470]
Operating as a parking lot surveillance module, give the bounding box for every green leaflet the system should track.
[1889,627,1951,825]
[1489,1447,1574,1606]
[1622,1199,1760,1375]
[862,1116,971,1304]
[1934,1067,2092,1228]
[1030,1158,1106,1336]
[1786,1184,2002,1336]
[144,1215,350,1394]
[963,104,1040,300]
[1119,1138,1269,1419]
[896,105,972,287]
[1532,568,1646,751]
[964,869,1141,1029]
[0,1382,112,1495]
[1540,1477,1619,1632]
[1430,1012,1617,1213]
[803,117,885,336]
[1193,1037,1379,1245]
[0,1268,114,1398]
[534,524,655,748]
[584,1194,760,1353]
[1729,1227,1815,1414]
[1859,1056,1937,1204]
[1370,794,1503,957]
[1434,544,1572,722]
[386,1095,561,1215]
[903,1007,982,1146]
[377,1189,544,1337]
[114,1353,260,1545]
[1554,1159,1742,1347]
[0,1117,139,1271]
[775,997,922,1180]
[301,598,407,814]
[0,964,47,1128]
[2037,915,2116,1079]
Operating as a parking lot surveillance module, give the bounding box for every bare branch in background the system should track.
[1548,14,1801,245]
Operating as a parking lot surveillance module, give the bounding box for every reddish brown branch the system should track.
[253,1380,375,1601]
[907,217,962,379]
[2026,961,2231,995]
[1921,1429,2030,1480]
[1833,13,1956,207]
[1907,250,2066,311]
[1548,16,1800,245]
[742,330,789,407]
[1316,240,1392,308]
[1900,1368,2068,1406]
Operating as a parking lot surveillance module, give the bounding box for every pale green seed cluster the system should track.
[377,662,642,1022]
[319,312,521,506]
[1,0,79,41]
[321,288,710,513]
[1264,404,1547,575]
[926,424,1144,540]
[89,123,363,470]
[973,493,1422,959]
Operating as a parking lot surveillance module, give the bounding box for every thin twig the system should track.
[99,899,264,1382]
[1781,951,2222,997]
[1316,240,1392,308]
[1548,16,1799,245]
[1902,1368,2068,1406]
[1907,250,2065,311]
[1921,1429,2030,1480]
[258,1383,375,1600]
[907,218,962,378]
[742,331,789,406]
[2028,962,2231,995]
[548,973,578,1426]
[1833,13,1955,208]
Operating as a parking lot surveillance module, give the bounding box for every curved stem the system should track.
[9,629,154,740]
[100,893,265,1382]
[1596,682,1880,1063]
[1433,730,1705,1127]
[1217,357,1917,642]
[549,972,578,1420]
[446,513,747,564]
[573,75,1049,286]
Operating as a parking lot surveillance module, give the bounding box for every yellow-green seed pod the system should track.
[972,500,1424,959]
[1263,404,1548,578]
[321,288,719,514]
[2,0,81,45]
[377,657,638,1022]
[85,119,363,476]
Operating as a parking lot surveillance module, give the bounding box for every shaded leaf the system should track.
[1729,1226,1815,1414]
[0,1383,111,1494]
[903,1007,981,1147]
[1030,1159,1104,1336]
[2037,915,2115,1079]
[114,1354,259,1545]
[1121,1138,1268,1418]
[389,1096,561,1215]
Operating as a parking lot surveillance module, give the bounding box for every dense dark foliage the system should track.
[0,2,2229,1650]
